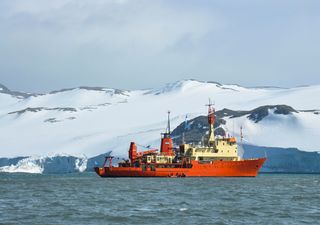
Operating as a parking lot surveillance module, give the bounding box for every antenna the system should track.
[233,119,235,137]
[206,98,215,114]
[238,125,245,158]
[182,132,185,144]
[184,114,188,130]
[167,110,171,134]
[206,98,213,107]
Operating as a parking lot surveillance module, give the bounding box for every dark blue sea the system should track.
[0,173,319,225]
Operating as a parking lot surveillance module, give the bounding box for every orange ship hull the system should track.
[94,158,266,177]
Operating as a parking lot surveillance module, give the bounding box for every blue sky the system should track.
[0,0,320,92]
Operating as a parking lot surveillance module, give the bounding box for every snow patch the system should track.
[222,110,320,151]
[75,157,88,172]
[1,80,320,158]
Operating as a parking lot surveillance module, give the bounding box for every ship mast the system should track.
[167,110,171,135]
[206,99,215,147]
[160,110,174,156]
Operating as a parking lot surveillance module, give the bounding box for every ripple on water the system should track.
[0,173,320,225]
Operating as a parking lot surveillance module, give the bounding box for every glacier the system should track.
[0,152,110,174]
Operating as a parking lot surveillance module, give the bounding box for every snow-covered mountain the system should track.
[0,79,320,173]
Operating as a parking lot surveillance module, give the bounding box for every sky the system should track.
[0,0,320,92]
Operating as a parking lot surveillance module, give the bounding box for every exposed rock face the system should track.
[8,107,77,115]
[171,115,226,145]
[171,105,298,144]
[247,105,298,123]
[216,105,298,123]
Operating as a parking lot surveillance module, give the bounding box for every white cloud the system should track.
[1,0,220,53]
[0,0,320,91]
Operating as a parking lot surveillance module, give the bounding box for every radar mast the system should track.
[206,99,215,147]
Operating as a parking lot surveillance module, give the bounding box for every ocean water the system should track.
[0,173,319,225]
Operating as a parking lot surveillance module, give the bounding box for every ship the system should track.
[94,102,266,177]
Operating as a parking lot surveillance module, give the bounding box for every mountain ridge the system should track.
[1,79,317,97]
